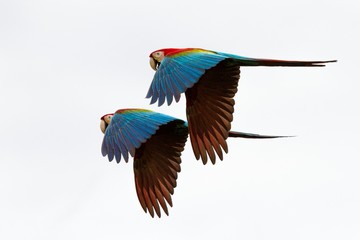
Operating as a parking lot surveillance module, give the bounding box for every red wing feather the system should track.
[185,59,240,164]
[133,121,188,218]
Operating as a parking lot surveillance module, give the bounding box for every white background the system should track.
[1,0,359,239]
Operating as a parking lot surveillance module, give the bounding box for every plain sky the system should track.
[1,0,359,239]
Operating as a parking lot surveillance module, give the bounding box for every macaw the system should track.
[147,48,336,164]
[100,108,286,218]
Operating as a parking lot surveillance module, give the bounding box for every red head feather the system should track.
[149,48,202,57]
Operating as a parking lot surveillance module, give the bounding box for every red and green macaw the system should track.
[147,48,336,164]
[100,108,285,218]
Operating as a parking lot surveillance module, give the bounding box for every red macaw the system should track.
[147,48,336,164]
[100,108,286,217]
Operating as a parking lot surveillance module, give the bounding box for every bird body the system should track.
[148,48,336,106]
[148,48,336,164]
[101,109,188,218]
[100,108,286,217]
[101,108,180,162]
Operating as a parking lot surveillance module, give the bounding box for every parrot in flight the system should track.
[147,48,336,164]
[100,108,287,218]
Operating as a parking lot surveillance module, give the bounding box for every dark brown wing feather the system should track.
[185,59,240,164]
[133,120,188,218]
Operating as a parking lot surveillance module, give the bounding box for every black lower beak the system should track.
[155,60,160,70]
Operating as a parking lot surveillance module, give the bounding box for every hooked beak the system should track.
[150,57,160,71]
[100,119,107,134]
[100,114,113,133]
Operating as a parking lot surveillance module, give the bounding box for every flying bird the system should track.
[100,108,287,218]
[147,48,336,164]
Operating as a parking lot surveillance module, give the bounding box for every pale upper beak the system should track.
[100,120,106,133]
[100,115,113,134]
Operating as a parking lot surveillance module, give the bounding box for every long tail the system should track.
[228,131,293,139]
[231,56,337,67]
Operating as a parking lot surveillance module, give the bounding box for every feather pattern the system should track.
[146,49,228,106]
[134,120,188,217]
[101,109,178,163]
[147,48,336,107]
[185,59,240,164]
[100,109,188,218]
[146,48,336,164]
[100,108,291,217]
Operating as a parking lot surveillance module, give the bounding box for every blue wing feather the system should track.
[101,138,108,156]
[107,137,115,162]
[158,86,166,106]
[126,123,148,144]
[113,140,122,163]
[150,91,158,105]
[133,122,156,136]
[116,135,128,162]
[102,110,180,163]
[121,126,137,148]
[146,51,227,106]
[172,68,191,92]
[164,78,175,105]
[215,51,253,61]
[167,77,181,103]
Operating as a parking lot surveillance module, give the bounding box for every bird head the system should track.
[149,50,165,71]
[100,113,114,133]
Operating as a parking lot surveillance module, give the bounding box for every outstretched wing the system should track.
[101,109,177,163]
[147,48,335,106]
[133,120,188,218]
[186,59,240,164]
[146,49,227,106]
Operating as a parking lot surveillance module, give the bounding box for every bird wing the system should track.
[133,120,188,218]
[101,109,177,163]
[185,59,240,164]
[146,49,227,106]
